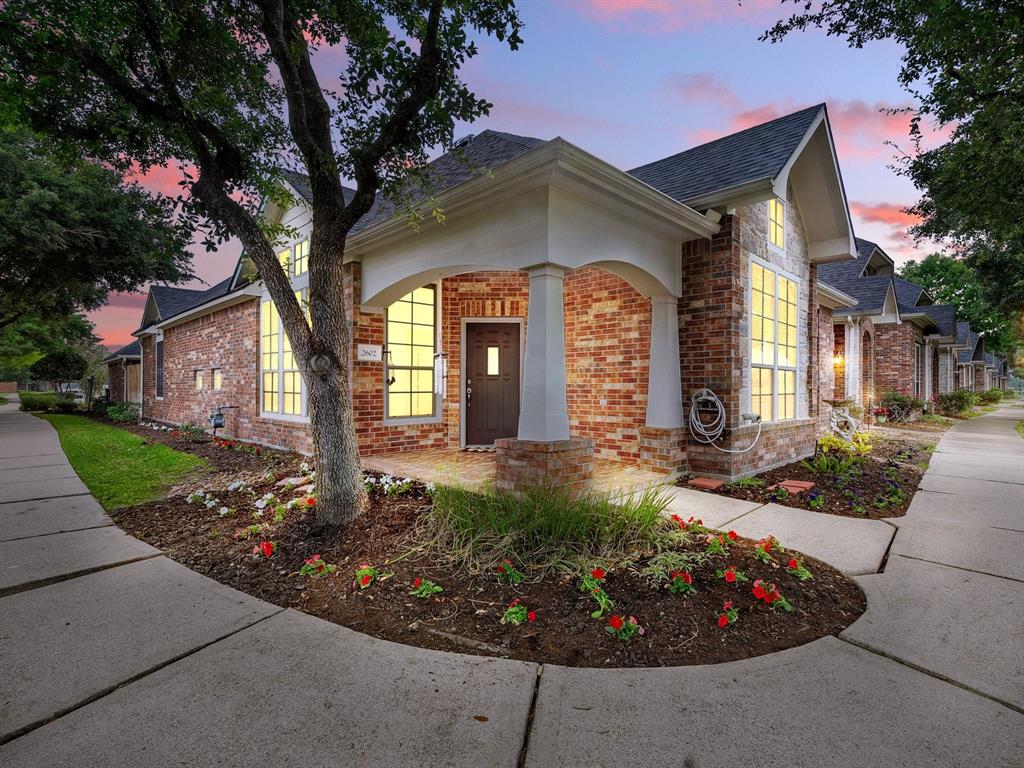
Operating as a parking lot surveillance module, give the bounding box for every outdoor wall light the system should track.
[832,352,844,366]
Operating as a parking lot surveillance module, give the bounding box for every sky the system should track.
[91,0,942,349]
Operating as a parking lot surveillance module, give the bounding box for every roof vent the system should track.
[452,133,475,149]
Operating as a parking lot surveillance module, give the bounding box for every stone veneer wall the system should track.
[679,194,821,480]
[873,322,924,396]
[832,325,846,400]
[816,303,834,432]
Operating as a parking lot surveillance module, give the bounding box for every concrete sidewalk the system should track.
[1,400,1022,766]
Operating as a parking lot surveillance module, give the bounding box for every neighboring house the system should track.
[131,104,858,487]
[955,322,997,392]
[818,238,963,411]
[102,340,142,404]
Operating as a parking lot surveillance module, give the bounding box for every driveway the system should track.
[1,399,1021,766]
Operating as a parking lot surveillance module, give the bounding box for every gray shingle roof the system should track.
[103,339,141,362]
[827,275,893,316]
[855,238,877,260]
[626,104,823,205]
[957,322,980,364]
[278,130,545,234]
[893,277,926,311]
[923,304,957,338]
[818,258,865,288]
[148,277,234,326]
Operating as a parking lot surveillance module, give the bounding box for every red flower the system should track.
[510,597,521,606]
[768,592,780,604]
[591,568,606,580]
[496,564,506,574]
[717,614,729,628]
[305,554,321,565]
[360,574,371,587]
[724,569,736,583]
[413,578,422,588]
[305,497,316,507]
[609,615,624,631]
[259,541,274,558]
[788,558,799,570]
[682,571,693,584]
[723,600,733,610]
[753,585,767,600]
[671,513,683,527]
[592,587,601,594]
[727,530,738,541]
[527,611,537,622]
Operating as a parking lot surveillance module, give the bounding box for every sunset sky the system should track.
[91,0,942,349]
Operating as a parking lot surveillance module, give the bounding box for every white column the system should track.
[517,264,570,441]
[923,339,933,402]
[646,295,684,428]
[845,321,859,404]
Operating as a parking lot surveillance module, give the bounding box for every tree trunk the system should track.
[306,357,365,528]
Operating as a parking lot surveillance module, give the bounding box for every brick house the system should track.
[102,340,142,404]
[819,239,964,412]
[129,105,860,487]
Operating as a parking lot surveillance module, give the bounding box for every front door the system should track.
[465,322,521,446]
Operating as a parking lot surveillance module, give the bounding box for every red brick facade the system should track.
[873,322,925,397]
[138,202,832,482]
[107,361,126,403]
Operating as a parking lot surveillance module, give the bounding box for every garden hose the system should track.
[688,388,762,454]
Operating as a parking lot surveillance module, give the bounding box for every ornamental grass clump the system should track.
[420,484,679,575]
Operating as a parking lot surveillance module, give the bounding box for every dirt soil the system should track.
[688,429,936,520]
[114,459,866,669]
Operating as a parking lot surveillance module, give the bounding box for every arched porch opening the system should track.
[861,324,874,418]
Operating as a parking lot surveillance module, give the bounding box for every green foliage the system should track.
[880,391,925,422]
[422,484,677,574]
[41,414,205,510]
[764,1,1024,320]
[18,391,59,411]
[727,476,764,489]
[29,350,86,391]
[106,402,140,423]
[899,255,1021,357]
[802,453,860,479]
[936,389,979,415]
[639,550,707,587]
[979,389,1003,404]
[408,578,443,599]
[0,129,193,331]
[175,422,208,442]
[818,432,872,456]
[0,314,96,381]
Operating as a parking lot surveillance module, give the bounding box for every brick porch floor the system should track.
[363,448,669,496]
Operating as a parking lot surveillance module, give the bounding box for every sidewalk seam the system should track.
[0,492,95,506]
[889,553,1024,584]
[0,552,161,599]
[838,635,1024,716]
[516,665,544,768]
[0,608,286,747]
[0,523,114,544]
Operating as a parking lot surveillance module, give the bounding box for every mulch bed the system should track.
[690,430,936,520]
[113,459,866,669]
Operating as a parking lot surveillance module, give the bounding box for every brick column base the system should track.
[494,437,594,496]
[637,427,687,475]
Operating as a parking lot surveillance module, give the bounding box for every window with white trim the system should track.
[768,198,785,250]
[385,286,437,420]
[212,368,223,391]
[292,240,309,276]
[155,335,165,398]
[751,261,799,422]
[260,292,308,417]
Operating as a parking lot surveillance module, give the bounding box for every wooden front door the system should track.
[465,322,521,446]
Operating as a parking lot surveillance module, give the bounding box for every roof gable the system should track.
[627,105,823,205]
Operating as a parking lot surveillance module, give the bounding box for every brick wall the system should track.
[832,324,846,400]
[816,303,834,431]
[107,362,126,403]
[873,322,923,396]
[679,195,820,479]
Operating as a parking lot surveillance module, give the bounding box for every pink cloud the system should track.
[578,0,773,33]
[850,201,921,229]
[663,73,741,110]
[103,292,149,311]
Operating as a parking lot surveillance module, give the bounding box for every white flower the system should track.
[218,507,232,517]
[204,499,217,509]
[254,499,268,510]
[299,461,311,474]
[425,482,436,493]
[253,509,264,518]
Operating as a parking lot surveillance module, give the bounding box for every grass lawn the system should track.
[1016,420,1024,440]
[41,414,207,510]
[0,395,8,405]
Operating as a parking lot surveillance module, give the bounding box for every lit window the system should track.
[212,368,223,391]
[768,198,785,249]
[385,286,436,419]
[487,346,500,376]
[195,370,204,390]
[751,262,799,422]
[293,240,309,276]
[278,247,291,275]
[261,294,307,417]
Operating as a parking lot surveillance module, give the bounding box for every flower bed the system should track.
[112,455,865,668]
[692,430,934,519]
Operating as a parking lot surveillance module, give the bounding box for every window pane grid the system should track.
[769,199,785,249]
[293,240,309,276]
[386,286,436,419]
[261,296,305,417]
[751,262,798,423]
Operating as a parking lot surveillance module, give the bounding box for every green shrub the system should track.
[49,396,78,413]
[175,422,207,442]
[421,483,678,574]
[802,453,860,479]
[107,402,140,422]
[880,391,925,422]
[18,391,59,411]
[979,389,1003,404]
[91,398,109,416]
[936,389,978,415]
